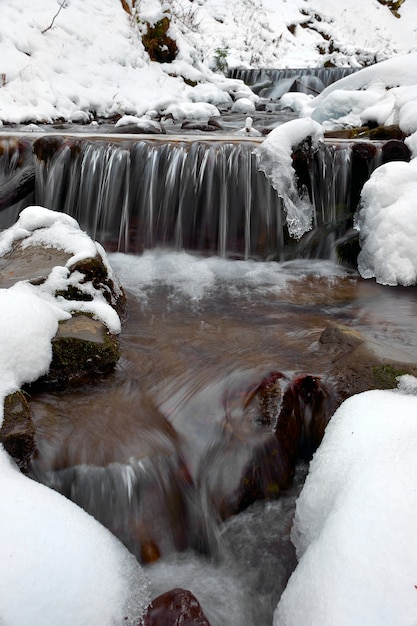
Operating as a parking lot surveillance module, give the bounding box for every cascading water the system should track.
[1,130,415,625]
[0,135,393,261]
[229,67,359,98]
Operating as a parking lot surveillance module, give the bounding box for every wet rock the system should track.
[33,136,66,162]
[381,139,411,164]
[277,374,336,460]
[116,121,165,135]
[0,244,73,289]
[324,124,407,141]
[0,391,35,473]
[181,118,223,132]
[0,164,35,211]
[244,371,287,427]
[350,141,379,212]
[143,588,211,626]
[319,322,417,398]
[37,314,120,388]
[201,371,335,519]
[335,229,360,268]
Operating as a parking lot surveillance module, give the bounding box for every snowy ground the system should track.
[0,0,417,124]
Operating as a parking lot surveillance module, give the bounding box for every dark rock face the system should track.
[277,374,335,461]
[0,392,36,473]
[181,118,224,132]
[319,323,417,399]
[41,315,120,388]
[143,588,211,626]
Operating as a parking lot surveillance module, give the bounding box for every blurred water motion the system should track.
[28,254,417,625]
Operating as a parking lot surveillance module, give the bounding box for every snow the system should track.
[274,381,417,626]
[0,206,122,333]
[256,118,324,239]
[0,445,150,626]
[266,54,417,286]
[0,283,68,405]
[292,53,417,131]
[356,159,417,286]
[1,0,417,124]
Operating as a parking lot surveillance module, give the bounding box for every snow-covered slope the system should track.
[194,0,417,69]
[0,0,417,123]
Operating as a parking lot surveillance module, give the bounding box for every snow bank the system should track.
[256,118,323,239]
[356,158,417,286]
[289,53,417,132]
[0,0,251,124]
[274,381,417,626]
[2,0,417,123]
[0,283,68,412]
[0,446,150,625]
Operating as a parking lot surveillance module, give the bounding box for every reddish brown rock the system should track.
[277,374,336,460]
[203,371,336,519]
[143,588,211,626]
[0,391,36,473]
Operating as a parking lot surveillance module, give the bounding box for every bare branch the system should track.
[42,1,67,34]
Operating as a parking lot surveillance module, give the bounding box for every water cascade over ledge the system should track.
[229,67,359,98]
[0,134,404,260]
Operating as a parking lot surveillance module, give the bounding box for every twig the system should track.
[41,1,66,34]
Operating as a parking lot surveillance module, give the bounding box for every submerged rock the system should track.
[201,371,336,520]
[144,588,211,626]
[320,323,417,398]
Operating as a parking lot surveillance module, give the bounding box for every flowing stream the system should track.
[28,252,417,625]
[0,120,416,623]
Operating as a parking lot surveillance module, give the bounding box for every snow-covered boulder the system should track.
[0,206,125,387]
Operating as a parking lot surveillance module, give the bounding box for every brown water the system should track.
[28,252,417,626]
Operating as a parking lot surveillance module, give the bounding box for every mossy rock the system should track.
[33,314,120,388]
[1,391,35,473]
[0,221,125,391]
[372,364,410,389]
[324,125,408,141]
[142,17,178,63]
[319,323,417,399]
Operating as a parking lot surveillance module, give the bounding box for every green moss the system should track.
[142,17,178,63]
[55,285,93,301]
[372,365,409,389]
[46,332,120,387]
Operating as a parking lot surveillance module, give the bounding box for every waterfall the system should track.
[229,67,359,97]
[0,135,402,260]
